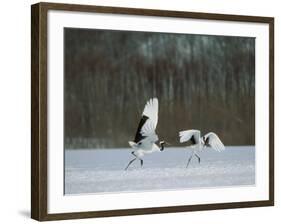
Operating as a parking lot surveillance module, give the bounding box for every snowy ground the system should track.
[64,146,255,194]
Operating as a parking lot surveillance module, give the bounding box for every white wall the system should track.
[0,0,279,223]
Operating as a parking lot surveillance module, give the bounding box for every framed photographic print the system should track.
[31,2,274,221]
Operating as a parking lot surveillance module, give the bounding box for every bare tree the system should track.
[64,28,255,149]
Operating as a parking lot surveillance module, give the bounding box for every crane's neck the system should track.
[200,137,209,149]
[160,142,165,151]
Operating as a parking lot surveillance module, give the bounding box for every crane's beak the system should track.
[165,141,171,146]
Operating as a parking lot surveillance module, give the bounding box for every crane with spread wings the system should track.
[179,130,225,168]
[125,98,167,170]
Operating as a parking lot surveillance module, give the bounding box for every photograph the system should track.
[63,28,255,195]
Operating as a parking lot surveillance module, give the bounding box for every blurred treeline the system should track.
[64,28,255,149]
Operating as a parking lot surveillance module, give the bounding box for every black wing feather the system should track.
[190,135,196,144]
[188,135,200,145]
[134,115,149,143]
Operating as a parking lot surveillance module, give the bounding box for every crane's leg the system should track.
[195,153,201,164]
[186,150,195,168]
[140,159,143,167]
[125,158,136,170]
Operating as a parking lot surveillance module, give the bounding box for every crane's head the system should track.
[159,141,170,151]
[201,136,210,148]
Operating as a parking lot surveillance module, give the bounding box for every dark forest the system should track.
[64,28,255,149]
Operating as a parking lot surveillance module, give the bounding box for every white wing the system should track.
[142,98,158,129]
[179,130,201,143]
[204,132,225,152]
[140,119,159,143]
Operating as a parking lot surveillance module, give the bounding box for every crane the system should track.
[179,130,225,168]
[125,98,167,170]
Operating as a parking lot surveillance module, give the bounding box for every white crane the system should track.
[125,98,167,170]
[179,130,225,168]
